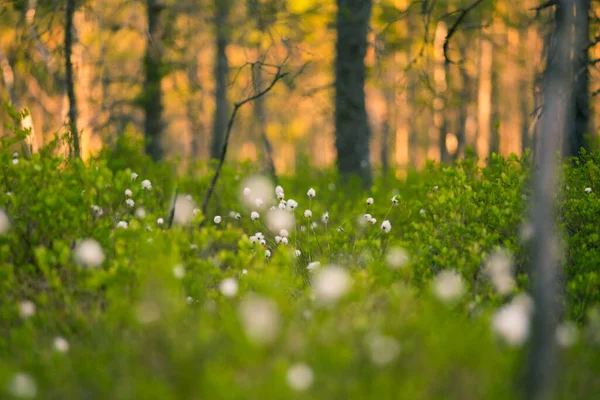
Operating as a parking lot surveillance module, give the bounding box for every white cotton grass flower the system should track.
[214,215,222,224]
[125,189,133,197]
[265,249,272,258]
[219,278,239,297]
[287,199,298,210]
[74,239,105,268]
[249,235,259,244]
[364,213,372,221]
[279,229,289,237]
[135,207,146,219]
[157,217,164,226]
[19,300,36,319]
[381,220,391,233]
[278,200,287,209]
[307,261,321,272]
[556,321,579,348]
[491,294,533,346]
[173,195,196,225]
[432,270,465,303]
[307,188,316,198]
[136,300,161,324]
[91,205,103,218]
[286,363,314,391]
[321,212,329,223]
[419,208,425,215]
[266,208,295,234]
[242,269,248,275]
[241,175,274,210]
[312,265,351,304]
[585,187,592,193]
[125,198,135,208]
[433,185,439,191]
[260,239,267,246]
[275,236,282,244]
[251,211,260,220]
[13,152,18,158]
[141,179,152,190]
[391,195,399,205]
[238,295,280,345]
[281,237,289,245]
[0,208,11,235]
[366,197,374,205]
[193,208,200,217]
[53,336,69,353]
[385,247,410,269]
[484,249,515,295]
[304,209,312,218]
[117,221,128,229]
[172,265,185,279]
[369,218,377,225]
[294,249,302,257]
[365,331,401,366]
[12,158,19,165]
[7,372,37,399]
[131,172,138,181]
[234,212,241,220]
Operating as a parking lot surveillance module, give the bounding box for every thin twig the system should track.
[200,67,289,220]
[443,0,487,65]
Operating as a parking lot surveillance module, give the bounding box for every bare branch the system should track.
[443,0,487,65]
[200,65,289,219]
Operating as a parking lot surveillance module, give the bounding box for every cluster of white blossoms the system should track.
[74,239,106,268]
[484,249,515,295]
[491,294,533,346]
[238,295,280,344]
[432,270,465,303]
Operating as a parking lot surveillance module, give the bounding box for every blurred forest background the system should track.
[0,0,598,176]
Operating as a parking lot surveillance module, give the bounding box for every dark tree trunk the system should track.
[143,0,164,161]
[334,0,373,187]
[253,61,278,183]
[65,0,80,158]
[210,0,230,160]
[567,0,590,157]
[526,1,576,398]
[187,55,204,159]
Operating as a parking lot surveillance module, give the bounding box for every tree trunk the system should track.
[142,0,165,161]
[65,0,80,158]
[526,1,575,398]
[566,0,590,157]
[334,0,373,187]
[253,61,278,183]
[187,53,204,159]
[210,0,230,160]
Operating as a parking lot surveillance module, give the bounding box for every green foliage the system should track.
[1,114,600,398]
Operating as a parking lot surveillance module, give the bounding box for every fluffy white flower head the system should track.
[266,209,295,234]
[0,208,11,235]
[157,217,164,226]
[19,300,36,319]
[7,373,37,399]
[279,229,289,237]
[287,199,298,210]
[172,265,185,279]
[491,295,533,346]
[366,197,374,205]
[214,215,222,224]
[117,221,128,229]
[53,337,70,353]
[313,265,351,304]
[287,363,314,391]
[173,195,196,225]
[238,295,280,344]
[381,220,391,233]
[307,188,316,198]
[74,239,106,268]
[243,187,251,196]
[125,198,135,208]
[432,270,464,303]
[141,179,152,190]
[304,209,312,218]
[251,211,260,220]
[219,278,239,297]
[585,187,592,193]
[131,172,138,181]
[125,189,133,197]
